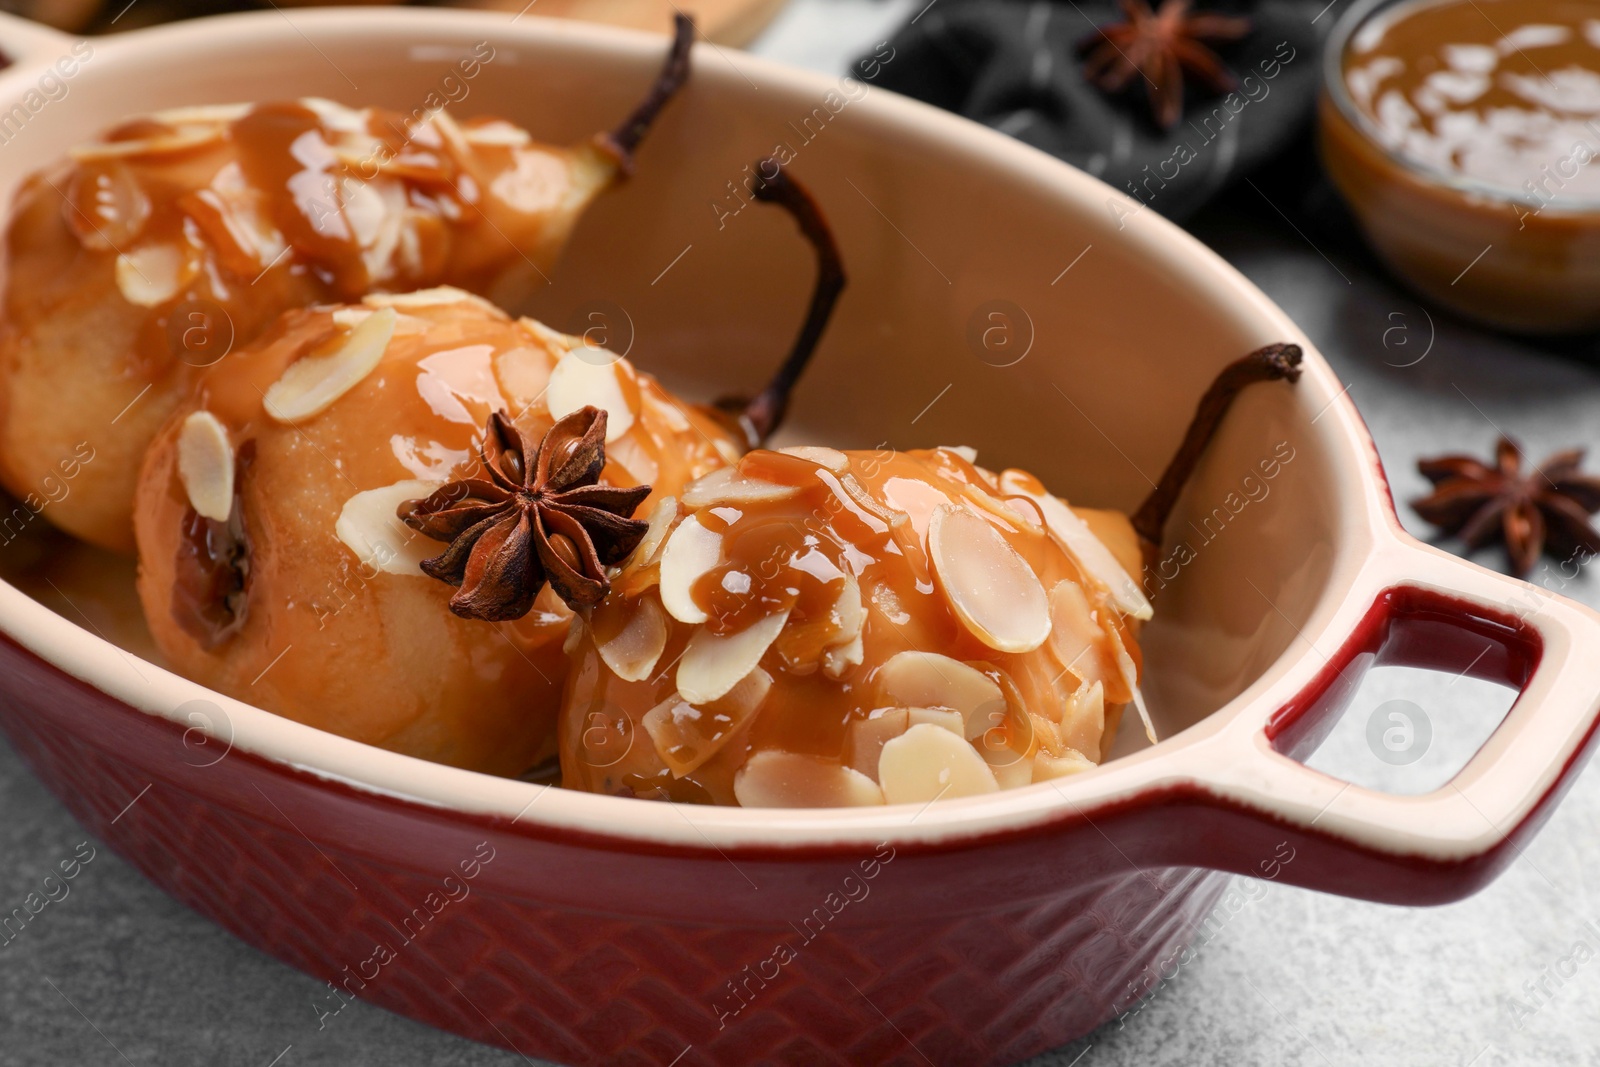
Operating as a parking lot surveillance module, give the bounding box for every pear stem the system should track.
[598,13,696,173]
[722,158,847,447]
[1131,343,1303,564]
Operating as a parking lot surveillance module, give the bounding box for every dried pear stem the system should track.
[1131,342,1303,564]
[722,158,848,447]
[597,13,696,173]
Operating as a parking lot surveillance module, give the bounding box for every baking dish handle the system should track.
[0,12,74,70]
[1191,539,1600,905]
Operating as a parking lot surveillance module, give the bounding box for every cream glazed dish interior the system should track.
[0,5,1596,875]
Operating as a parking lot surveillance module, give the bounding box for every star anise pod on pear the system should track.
[1079,0,1252,130]
[1412,436,1600,578]
[398,407,652,621]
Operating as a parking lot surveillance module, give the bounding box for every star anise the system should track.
[398,407,652,621]
[1412,436,1600,578]
[1079,0,1252,131]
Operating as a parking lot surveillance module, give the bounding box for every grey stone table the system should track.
[7,6,1600,1066]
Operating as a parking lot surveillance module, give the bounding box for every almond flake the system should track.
[115,243,187,307]
[846,708,910,780]
[676,608,791,706]
[999,471,1152,621]
[733,751,885,808]
[875,651,1005,741]
[596,596,669,682]
[331,308,430,335]
[682,467,801,508]
[150,104,252,125]
[644,668,771,778]
[878,723,999,804]
[546,352,633,441]
[634,496,678,567]
[1033,747,1097,782]
[778,445,849,472]
[264,306,396,423]
[335,479,445,575]
[490,346,552,415]
[462,121,533,147]
[70,127,223,162]
[658,513,721,624]
[177,412,234,522]
[823,633,865,679]
[364,287,500,313]
[983,742,1036,790]
[908,707,965,736]
[928,504,1051,653]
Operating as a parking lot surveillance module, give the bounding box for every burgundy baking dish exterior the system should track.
[1,10,1598,1066]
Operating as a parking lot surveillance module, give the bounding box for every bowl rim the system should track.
[0,7,1384,854]
[1320,0,1600,214]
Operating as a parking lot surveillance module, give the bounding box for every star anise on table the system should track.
[1412,436,1600,578]
[1079,0,1253,131]
[398,407,652,621]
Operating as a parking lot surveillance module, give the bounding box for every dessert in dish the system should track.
[129,156,840,776]
[553,347,1303,805]
[0,17,692,553]
[132,290,726,774]
[2,31,1304,804]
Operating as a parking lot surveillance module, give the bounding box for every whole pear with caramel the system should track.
[134,288,735,776]
[1,19,692,553]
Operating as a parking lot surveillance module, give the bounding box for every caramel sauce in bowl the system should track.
[1321,0,1600,333]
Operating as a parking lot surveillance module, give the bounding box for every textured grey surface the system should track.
[6,7,1600,1067]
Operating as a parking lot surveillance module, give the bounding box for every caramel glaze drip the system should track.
[564,447,1144,805]
[39,99,607,382]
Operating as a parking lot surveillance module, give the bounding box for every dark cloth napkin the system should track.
[860,0,1331,221]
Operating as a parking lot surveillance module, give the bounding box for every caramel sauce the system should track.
[561,448,1140,805]
[1345,0,1600,197]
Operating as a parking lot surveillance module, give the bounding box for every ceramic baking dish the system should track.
[0,10,1596,1065]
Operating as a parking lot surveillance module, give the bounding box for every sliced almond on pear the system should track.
[643,668,771,778]
[492,345,553,413]
[682,467,801,508]
[875,650,1005,742]
[335,478,446,575]
[981,741,1037,790]
[908,707,965,736]
[71,127,223,162]
[733,751,885,808]
[658,514,721,624]
[1033,747,1097,782]
[264,307,396,423]
[777,445,849,472]
[823,633,865,680]
[608,435,660,486]
[846,708,909,779]
[364,287,500,313]
[595,596,669,683]
[878,723,1000,805]
[999,471,1152,622]
[546,353,633,441]
[115,243,187,307]
[676,608,791,706]
[462,121,533,147]
[151,104,253,125]
[634,496,678,568]
[928,503,1050,652]
[176,411,234,522]
[1048,579,1110,685]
